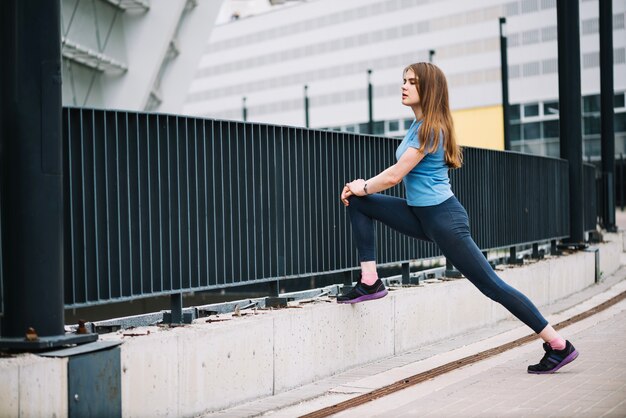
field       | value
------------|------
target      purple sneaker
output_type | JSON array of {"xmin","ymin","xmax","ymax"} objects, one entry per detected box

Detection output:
[
  {"xmin": 337, "ymin": 279, "xmax": 388, "ymax": 304},
  {"xmin": 527, "ymin": 340, "xmax": 579, "ymax": 374}
]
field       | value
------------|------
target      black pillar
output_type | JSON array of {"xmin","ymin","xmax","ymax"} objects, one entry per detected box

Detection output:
[
  {"xmin": 499, "ymin": 17, "xmax": 511, "ymax": 151},
  {"xmin": 600, "ymin": 0, "xmax": 616, "ymax": 231},
  {"xmin": 557, "ymin": 0, "xmax": 584, "ymax": 244},
  {"xmin": 304, "ymin": 85, "xmax": 310, "ymax": 128},
  {"xmin": 367, "ymin": 69, "xmax": 373, "ymax": 134},
  {"xmin": 0, "ymin": 0, "xmax": 65, "ymax": 337}
]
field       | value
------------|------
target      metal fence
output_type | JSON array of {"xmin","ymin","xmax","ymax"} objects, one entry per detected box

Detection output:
[{"xmin": 59, "ymin": 107, "xmax": 596, "ymax": 308}]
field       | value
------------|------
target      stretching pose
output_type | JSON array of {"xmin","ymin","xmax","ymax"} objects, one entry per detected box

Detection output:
[{"xmin": 338, "ymin": 62, "xmax": 578, "ymax": 374}]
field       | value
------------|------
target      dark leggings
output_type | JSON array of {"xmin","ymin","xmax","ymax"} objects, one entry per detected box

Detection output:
[{"xmin": 347, "ymin": 193, "xmax": 549, "ymax": 334}]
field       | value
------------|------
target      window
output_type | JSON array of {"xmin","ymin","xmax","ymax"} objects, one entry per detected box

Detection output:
[
  {"xmin": 523, "ymin": 122, "xmax": 541, "ymax": 139},
  {"xmin": 373, "ymin": 121, "xmax": 385, "ymax": 135},
  {"xmin": 510, "ymin": 104, "xmax": 521, "ymax": 122},
  {"xmin": 543, "ymin": 101, "xmax": 559, "ymax": 115},
  {"xmin": 615, "ymin": 112, "xmax": 626, "ymax": 132},
  {"xmin": 583, "ymin": 115, "xmax": 600, "ymax": 135},
  {"xmin": 388, "ymin": 120, "xmax": 400, "ymax": 132},
  {"xmin": 510, "ymin": 124, "xmax": 521, "ymax": 141},
  {"xmin": 358, "ymin": 123, "xmax": 369, "ymax": 133},
  {"xmin": 404, "ymin": 118, "xmax": 413, "ymax": 129},
  {"xmin": 615, "ymin": 93, "xmax": 625, "ymax": 109},
  {"xmin": 524, "ymin": 103, "xmax": 540, "ymax": 117},
  {"xmin": 583, "ymin": 94, "xmax": 600, "ymax": 113},
  {"xmin": 345, "ymin": 125, "xmax": 356, "ymax": 133},
  {"xmin": 543, "ymin": 120, "xmax": 559, "ymax": 138}
]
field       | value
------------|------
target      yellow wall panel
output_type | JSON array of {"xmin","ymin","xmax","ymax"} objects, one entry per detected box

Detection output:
[{"xmin": 452, "ymin": 106, "xmax": 504, "ymax": 150}]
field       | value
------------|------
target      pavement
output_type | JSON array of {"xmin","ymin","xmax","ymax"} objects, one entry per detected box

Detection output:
[{"xmin": 207, "ymin": 212, "xmax": 626, "ymax": 418}]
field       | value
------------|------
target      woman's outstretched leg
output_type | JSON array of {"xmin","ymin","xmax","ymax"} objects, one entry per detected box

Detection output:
[
  {"xmin": 337, "ymin": 194, "xmax": 431, "ymax": 303},
  {"xmin": 416, "ymin": 196, "xmax": 578, "ymax": 373}
]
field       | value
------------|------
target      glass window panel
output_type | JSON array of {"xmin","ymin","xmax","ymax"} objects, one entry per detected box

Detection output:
[
  {"xmin": 615, "ymin": 93, "xmax": 625, "ymax": 109},
  {"xmin": 523, "ymin": 122, "xmax": 541, "ymax": 139},
  {"xmin": 543, "ymin": 120, "xmax": 559, "ymax": 138},
  {"xmin": 584, "ymin": 115, "xmax": 601, "ymax": 135},
  {"xmin": 583, "ymin": 94, "xmax": 600, "ymax": 113},
  {"xmin": 510, "ymin": 123, "xmax": 521, "ymax": 141},
  {"xmin": 388, "ymin": 120, "xmax": 399, "ymax": 131},
  {"xmin": 523, "ymin": 103, "xmax": 539, "ymax": 117},
  {"xmin": 358, "ymin": 123, "xmax": 369, "ymax": 133},
  {"xmin": 345, "ymin": 125, "xmax": 356, "ymax": 133},
  {"xmin": 543, "ymin": 101, "xmax": 559, "ymax": 115},
  {"xmin": 404, "ymin": 118, "xmax": 414, "ymax": 129},
  {"xmin": 546, "ymin": 141, "xmax": 560, "ymax": 158},
  {"xmin": 615, "ymin": 112, "xmax": 626, "ymax": 132},
  {"xmin": 510, "ymin": 104, "xmax": 521, "ymax": 121},
  {"xmin": 373, "ymin": 121, "xmax": 385, "ymax": 135}
]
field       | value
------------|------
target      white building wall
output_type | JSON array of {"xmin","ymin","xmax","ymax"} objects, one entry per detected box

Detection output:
[{"xmin": 184, "ymin": 0, "xmax": 625, "ymax": 134}]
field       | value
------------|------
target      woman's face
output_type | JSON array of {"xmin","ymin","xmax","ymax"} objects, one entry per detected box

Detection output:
[{"xmin": 401, "ymin": 69, "xmax": 420, "ymax": 107}]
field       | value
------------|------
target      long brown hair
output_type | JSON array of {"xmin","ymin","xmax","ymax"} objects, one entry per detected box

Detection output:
[{"xmin": 403, "ymin": 62, "xmax": 463, "ymax": 169}]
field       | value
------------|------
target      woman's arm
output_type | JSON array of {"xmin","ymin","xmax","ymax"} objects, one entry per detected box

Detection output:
[{"xmin": 341, "ymin": 147, "xmax": 425, "ymax": 205}]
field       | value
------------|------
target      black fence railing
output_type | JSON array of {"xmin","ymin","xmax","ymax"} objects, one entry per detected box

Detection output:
[{"xmin": 57, "ymin": 108, "xmax": 598, "ymax": 309}]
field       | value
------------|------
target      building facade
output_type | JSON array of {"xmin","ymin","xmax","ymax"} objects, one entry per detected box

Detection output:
[{"xmin": 184, "ymin": 0, "xmax": 625, "ymax": 158}]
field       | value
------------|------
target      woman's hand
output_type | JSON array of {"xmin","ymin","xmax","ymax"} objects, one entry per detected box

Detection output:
[
  {"xmin": 340, "ymin": 184, "xmax": 353, "ymax": 206},
  {"xmin": 341, "ymin": 178, "xmax": 367, "ymax": 206}
]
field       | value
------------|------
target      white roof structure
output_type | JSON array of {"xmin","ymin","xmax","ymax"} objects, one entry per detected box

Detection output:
[{"xmin": 61, "ymin": 0, "xmax": 225, "ymax": 112}]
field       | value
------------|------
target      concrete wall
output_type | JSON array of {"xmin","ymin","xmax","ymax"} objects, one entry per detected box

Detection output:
[
  {"xmin": 0, "ymin": 235, "xmax": 621, "ymax": 417},
  {"xmin": 0, "ymin": 355, "xmax": 67, "ymax": 418},
  {"xmin": 117, "ymin": 237, "xmax": 621, "ymax": 416}
]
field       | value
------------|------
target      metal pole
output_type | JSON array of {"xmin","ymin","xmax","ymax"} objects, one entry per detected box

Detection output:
[
  {"xmin": 367, "ymin": 69, "xmax": 373, "ymax": 134},
  {"xmin": 499, "ymin": 17, "xmax": 511, "ymax": 151},
  {"xmin": 242, "ymin": 96, "xmax": 247, "ymax": 122},
  {"xmin": 557, "ymin": 0, "xmax": 584, "ymax": 244},
  {"xmin": 304, "ymin": 85, "xmax": 310, "ymax": 128},
  {"xmin": 619, "ymin": 153, "xmax": 624, "ymax": 212},
  {"xmin": 0, "ymin": 0, "xmax": 65, "ymax": 338},
  {"xmin": 428, "ymin": 49, "xmax": 435, "ymax": 63},
  {"xmin": 600, "ymin": 0, "xmax": 616, "ymax": 231}
]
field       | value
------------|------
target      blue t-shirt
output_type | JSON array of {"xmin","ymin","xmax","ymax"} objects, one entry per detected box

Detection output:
[{"xmin": 395, "ymin": 119, "xmax": 453, "ymax": 207}]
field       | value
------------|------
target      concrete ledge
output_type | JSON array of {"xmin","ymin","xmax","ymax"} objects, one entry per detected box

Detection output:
[{"xmin": 1, "ymin": 234, "xmax": 622, "ymax": 418}]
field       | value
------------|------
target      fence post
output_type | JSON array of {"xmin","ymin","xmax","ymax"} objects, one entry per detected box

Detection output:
[
  {"xmin": 445, "ymin": 259, "xmax": 462, "ymax": 278},
  {"xmin": 170, "ymin": 293, "xmax": 183, "ymax": 324},
  {"xmin": 401, "ymin": 262, "xmax": 411, "ymax": 284},
  {"xmin": 508, "ymin": 246, "xmax": 523, "ymax": 264}
]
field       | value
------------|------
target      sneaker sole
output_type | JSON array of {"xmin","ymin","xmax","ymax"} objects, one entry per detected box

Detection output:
[
  {"xmin": 337, "ymin": 289, "xmax": 388, "ymax": 304},
  {"xmin": 528, "ymin": 349, "xmax": 579, "ymax": 374}
]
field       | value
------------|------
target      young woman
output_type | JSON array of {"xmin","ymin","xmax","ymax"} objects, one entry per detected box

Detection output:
[{"xmin": 338, "ymin": 62, "xmax": 578, "ymax": 374}]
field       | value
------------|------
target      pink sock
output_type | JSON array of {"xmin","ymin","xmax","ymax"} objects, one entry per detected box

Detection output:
[
  {"xmin": 549, "ymin": 337, "xmax": 566, "ymax": 351},
  {"xmin": 361, "ymin": 271, "xmax": 378, "ymax": 286}
]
